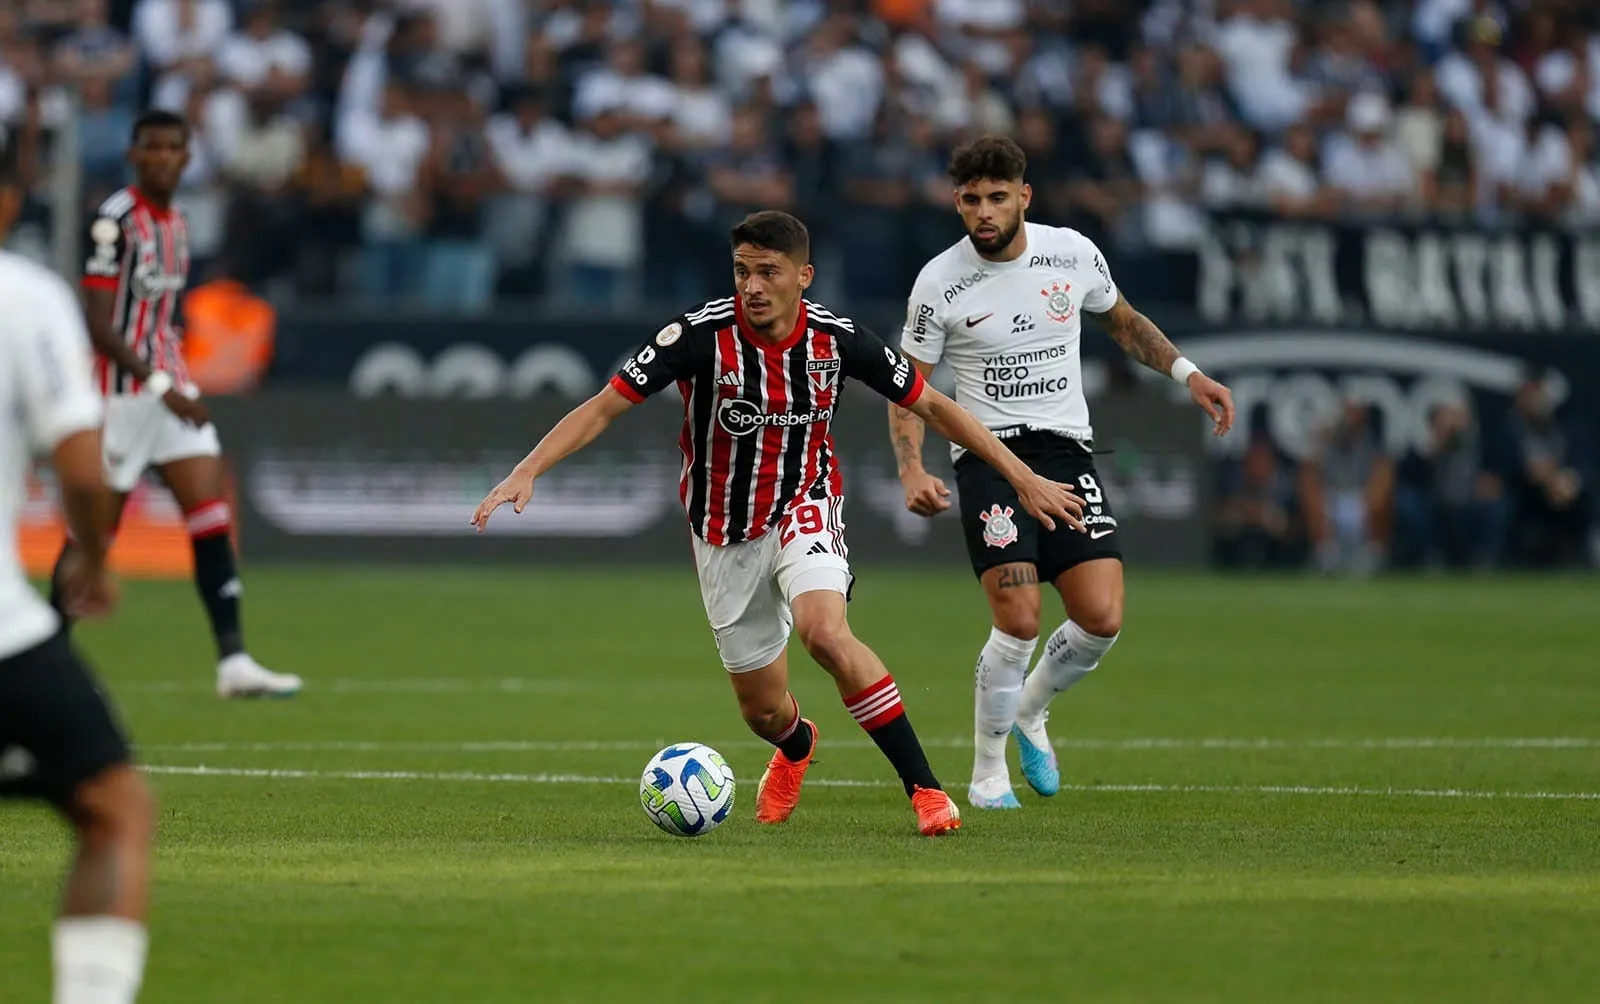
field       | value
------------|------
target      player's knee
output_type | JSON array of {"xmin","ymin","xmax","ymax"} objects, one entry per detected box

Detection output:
[
  {"xmin": 796, "ymin": 617, "xmax": 853, "ymax": 671},
  {"xmin": 988, "ymin": 592, "xmax": 1041, "ymax": 640},
  {"xmin": 72, "ymin": 766, "xmax": 155, "ymax": 848},
  {"xmin": 992, "ymin": 605, "xmax": 1040, "ymax": 641},
  {"xmin": 1074, "ymin": 597, "xmax": 1123, "ymax": 639}
]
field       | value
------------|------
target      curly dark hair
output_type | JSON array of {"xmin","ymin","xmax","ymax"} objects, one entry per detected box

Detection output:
[{"xmin": 947, "ymin": 135, "xmax": 1028, "ymax": 185}]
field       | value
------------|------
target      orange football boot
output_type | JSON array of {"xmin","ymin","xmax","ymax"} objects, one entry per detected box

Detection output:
[
  {"xmin": 755, "ymin": 719, "xmax": 816, "ymax": 824},
  {"xmin": 912, "ymin": 786, "xmax": 962, "ymax": 836}
]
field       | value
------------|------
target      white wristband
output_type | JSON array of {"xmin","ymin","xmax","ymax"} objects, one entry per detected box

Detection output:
[
  {"xmin": 1170, "ymin": 357, "xmax": 1200, "ymax": 386},
  {"xmin": 144, "ymin": 371, "xmax": 173, "ymax": 398}
]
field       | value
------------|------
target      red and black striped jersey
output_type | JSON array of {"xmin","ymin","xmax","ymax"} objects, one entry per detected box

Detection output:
[
  {"xmin": 81, "ymin": 186, "xmax": 192, "ymax": 396},
  {"xmin": 609, "ymin": 296, "xmax": 927, "ymax": 546}
]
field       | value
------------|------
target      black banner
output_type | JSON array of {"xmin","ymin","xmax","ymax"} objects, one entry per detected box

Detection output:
[
  {"xmin": 1190, "ymin": 212, "xmax": 1600, "ymax": 334},
  {"xmin": 209, "ymin": 388, "xmax": 1208, "ymax": 567}
]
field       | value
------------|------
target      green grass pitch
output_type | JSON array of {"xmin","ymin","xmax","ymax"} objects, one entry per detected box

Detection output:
[{"xmin": 2, "ymin": 568, "xmax": 1598, "ymax": 1002}]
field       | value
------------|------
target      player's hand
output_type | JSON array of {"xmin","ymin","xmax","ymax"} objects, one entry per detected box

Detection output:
[
  {"xmin": 900, "ymin": 469, "xmax": 952, "ymax": 517},
  {"xmin": 471, "ymin": 470, "xmax": 536, "ymax": 532},
  {"xmin": 1014, "ymin": 474, "xmax": 1086, "ymax": 533},
  {"xmin": 59, "ymin": 551, "xmax": 119, "ymax": 620},
  {"xmin": 162, "ymin": 388, "xmax": 211, "ymax": 428},
  {"xmin": 1188, "ymin": 373, "xmax": 1235, "ymax": 437}
]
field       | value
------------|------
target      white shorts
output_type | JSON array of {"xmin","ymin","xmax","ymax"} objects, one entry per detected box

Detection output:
[
  {"xmin": 693, "ymin": 497, "xmax": 853, "ymax": 673},
  {"xmin": 102, "ymin": 393, "xmax": 221, "ymax": 493}
]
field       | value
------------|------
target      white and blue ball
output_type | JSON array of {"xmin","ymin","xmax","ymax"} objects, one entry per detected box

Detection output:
[{"xmin": 639, "ymin": 743, "xmax": 736, "ymax": 837}]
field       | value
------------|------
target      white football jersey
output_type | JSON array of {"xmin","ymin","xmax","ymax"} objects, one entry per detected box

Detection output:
[
  {"xmin": 900, "ymin": 222, "xmax": 1118, "ymax": 458},
  {"xmin": 0, "ymin": 253, "xmax": 103, "ymax": 659}
]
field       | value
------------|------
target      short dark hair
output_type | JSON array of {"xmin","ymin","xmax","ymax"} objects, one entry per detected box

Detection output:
[
  {"xmin": 132, "ymin": 109, "xmax": 190, "ymax": 145},
  {"xmin": 947, "ymin": 135, "xmax": 1028, "ymax": 186},
  {"xmin": 730, "ymin": 210, "xmax": 810, "ymax": 263}
]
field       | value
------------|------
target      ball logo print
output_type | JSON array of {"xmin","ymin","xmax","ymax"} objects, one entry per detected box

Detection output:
[
  {"xmin": 654, "ymin": 322, "xmax": 683, "ymax": 347},
  {"xmin": 1041, "ymin": 281, "xmax": 1075, "ymax": 324},
  {"xmin": 980, "ymin": 504, "xmax": 1018, "ymax": 548},
  {"xmin": 639, "ymin": 743, "xmax": 736, "ymax": 836}
]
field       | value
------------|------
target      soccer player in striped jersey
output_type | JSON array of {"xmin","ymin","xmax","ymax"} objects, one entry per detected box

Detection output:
[
  {"xmin": 473, "ymin": 210, "xmax": 1086, "ymax": 836},
  {"xmin": 50, "ymin": 110, "xmax": 301, "ymax": 699}
]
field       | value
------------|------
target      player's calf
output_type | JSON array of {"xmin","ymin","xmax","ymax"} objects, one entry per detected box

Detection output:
[{"xmin": 56, "ymin": 765, "xmax": 154, "ymax": 1004}]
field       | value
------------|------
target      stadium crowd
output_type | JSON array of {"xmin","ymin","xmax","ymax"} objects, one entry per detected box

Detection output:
[{"xmin": 0, "ymin": 0, "xmax": 1597, "ymax": 309}]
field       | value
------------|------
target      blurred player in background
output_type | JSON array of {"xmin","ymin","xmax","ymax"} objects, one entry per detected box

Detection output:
[
  {"xmin": 474, "ymin": 210, "xmax": 1087, "ymax": 836},
  {"xmin": 0, "ymin": 138, "xmax": 154, "ymax": 1004},
  {"xmin": 51, "ymin": 110, "xmax": 301, "ymax": 699},
  {"xmin": 889, "ymin": 137, "xmax": 1235, "ymax": 809}
]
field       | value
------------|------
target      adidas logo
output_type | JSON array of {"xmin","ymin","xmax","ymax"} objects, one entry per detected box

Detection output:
[
  {"xmin": 716, "ymin": 372, "xmax": 741, "ymax": 387},
  {"xmin": 805, "ymin": 542, "xmax": 828, "ymax": 556}
]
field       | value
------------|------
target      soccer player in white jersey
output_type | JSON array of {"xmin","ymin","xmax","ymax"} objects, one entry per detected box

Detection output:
[
  {"xmin": 0, "ymin": 139, "xmax": 155, "ymax": 1003},
  {"xmin": 888, "ymin": 136, "xmax": 1236, "ymax": 810},
  {"xmin": 473, "ymin": 210, "xmax": 1088, "ymax": 836}
]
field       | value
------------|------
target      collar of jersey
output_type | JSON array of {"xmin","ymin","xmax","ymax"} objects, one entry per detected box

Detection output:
[
  {"xmin": 734, "ymin": 297, "xmax": 809, "ymax": 354},
  {"xmin": 130, "ymin": 186, "xmax": 173, "ymax": 221}
]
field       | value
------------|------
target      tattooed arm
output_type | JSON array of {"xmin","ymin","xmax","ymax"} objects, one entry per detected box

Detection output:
[
  {"xmin": 1089, "ymin": 293, "xmax": 1237, "ymax": 436},
  {"xmin": 1088, "ymin": 293, "xmax": 1182, "ymax": 376},
  {"xmin": 888, "ymin": 357, "xmax": 952, "ymax": 516}
]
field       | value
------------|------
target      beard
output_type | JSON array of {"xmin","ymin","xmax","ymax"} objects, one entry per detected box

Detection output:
[{"xmin": 968, "ymin": 216, "xmax": 1022, "ymax": 256}]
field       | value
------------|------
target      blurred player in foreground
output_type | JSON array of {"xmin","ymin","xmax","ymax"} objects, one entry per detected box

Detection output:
[
  {"xmin": 0, "ymin": 139, "xmax": 154, "ymax": 1004},
  {"xmin": 474, "ymin": 210, "xmax": 1087, "ymax": 836}
]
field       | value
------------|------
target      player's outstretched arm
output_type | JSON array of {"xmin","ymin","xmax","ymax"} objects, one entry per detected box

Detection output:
[
  {"xmin": 52, "ymin": 428, "xmax": 119, "ymax": 618},
  {"xmin": 908, "ymin": 387, "xmax": 1086, "ymax": 532},
  {"xmin": 1089, "ymin": 292, "xmax": 1235, "ymax": 437},
  {"xmin": 888, "ymin": 358, "xmax": 951, "ymax": 517},
  {"xmin": 470, "ymin": 385, "xmax": 635, "ymax": 532}
]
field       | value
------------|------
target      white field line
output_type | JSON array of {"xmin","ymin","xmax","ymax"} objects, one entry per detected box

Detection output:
[
  {"xmin": 139, "ymin": 765, "xmax": 1600, "ymax": 801},
  {"xmin": 137, "ymin": 737, "xmax": 1600, "ymax": 754}
]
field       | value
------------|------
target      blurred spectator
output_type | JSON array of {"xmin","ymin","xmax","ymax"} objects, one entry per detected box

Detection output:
[
  {"xmin": 290, "ymin": 125, "xmax": 367, "ymax": 296},
  {"xmin": 1200, "ymin": 122, "xmax": 1267, "ymax": 211},
  {"xmin": 554, "ymin": 104, "xmax": 652, "ymax": 306},
  {"xmin": 1499, "ymin": 370, "xmax": 1596, "ymax": 568},
  {"xmin": 1259, "ymin": 122, "xmax": 1335, "ymax": 218},
  {"xmin": 1438, "ymin": 17, "xmax": 1534, "ymax": 130},
  {"xmin": 216, "ymin": 1, "xmax": 312, "ymax": 103},
  {"xmin": 1429, "ymin": 108, "xmax": 1479, "ymax": 218},
  {"xmin": 1324, "ymin": 91, "xmax": 1418, "ymax": 215},
  {"xmin": 1394, "ymin": 402, "xmax": 1507, "ymax": 570},
  {"xmin": 53, "ymin": 0, "xmax": 137, "ymax": 100},
  {"xmin": 137, "ymin": 0, "xmax": 234, "ymax": 111},
  {"xmin": 1215, "ymin": 435, "xmax": 1304, "ymax": 570},
  {"xmin": 1301, "ymin": 401, "xmax": 1396, "ymax": 576},
  {"xmin": 417, "ymin": 87, "xmax": 502, "ymax": 312},
  {"xmin": 345, "ymin": 79, "xmax": 431, "ymax": 302},
  {"xmin": 485, "ymin": 85, "xmax": 570, "ymax": 297},
  {"xmin": 78, "ymin": 78, "xmax": 138, "ymax": 191}
]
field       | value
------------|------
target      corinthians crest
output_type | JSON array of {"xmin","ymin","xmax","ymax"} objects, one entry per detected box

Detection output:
[
  {"xmin": 979, "ymin": 504, "xmax": 1018, "ymax": 548},
  {"xmin": 1040, "ymin": 280, "xmax": 1074, "ymax": 323}
]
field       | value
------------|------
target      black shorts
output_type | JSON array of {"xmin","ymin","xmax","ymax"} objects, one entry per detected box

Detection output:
[
  {"xmin": 954, "ymin": 431, "xmax": 1123, "ymax": 581},
  {"xmin": 0, "ymin": 631, "xmax": 132, "ymax": 810}
]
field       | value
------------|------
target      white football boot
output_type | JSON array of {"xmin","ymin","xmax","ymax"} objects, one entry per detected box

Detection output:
[{"xmin": 217, "ymin": 653, "xmax": 303, "ymax": 699}]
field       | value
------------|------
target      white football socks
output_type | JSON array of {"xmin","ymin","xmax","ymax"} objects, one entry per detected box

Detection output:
[
  {"xmin": 1017, "ymin": 620, "xmax": 1119, "ymax": 725},
  {"xmin": 53, "ymin": 917, "xmax": 147, "ymax": 1004},
  {"xmin": 973, "ymin": 628, "xmax": 1038, "ymax": 781}
]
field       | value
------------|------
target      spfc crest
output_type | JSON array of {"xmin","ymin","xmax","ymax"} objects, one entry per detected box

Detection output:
[
  {"xmin": 807, "ymin": 357, "xmax": 840, "ymax": 392},
  {"xmin": 979, "ymin": 504, "xmax": 1018, "ymax": 548},
  {"xmin": 1041, "ymin": 280, "xmax": 1074, "ymax": 323}
]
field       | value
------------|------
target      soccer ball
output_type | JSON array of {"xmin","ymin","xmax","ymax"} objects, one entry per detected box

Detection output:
[{"xmin": 639, "ymin": 743, "xmax": 736, "ymax": 837}]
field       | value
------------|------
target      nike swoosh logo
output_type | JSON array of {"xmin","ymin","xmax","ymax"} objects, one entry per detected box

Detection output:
[
  {"xmin": 965, "ymin": 313, "xmax": 994, "ymax": 328},
  {"xmin": 1089, "ymin": 529, "xmax": 1114, "ymax": 539}
]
